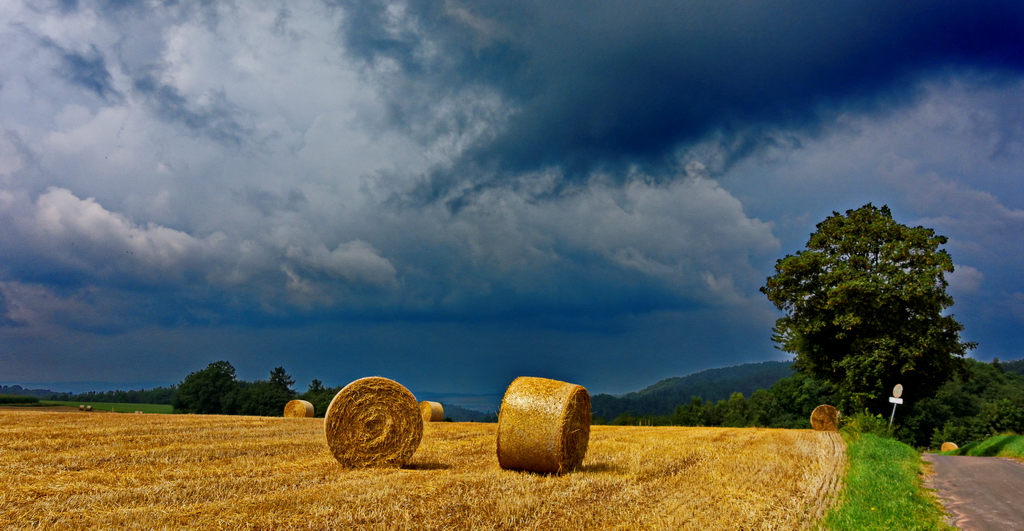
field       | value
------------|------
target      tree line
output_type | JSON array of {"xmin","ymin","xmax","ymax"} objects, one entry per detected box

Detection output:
[
  {"xmin": 598, "ymin": 358, "xmax": 1024, "ymax": 448},
  {"xmin": 170, "ymin": 360, "xmax": 345, "ymax": 417},
  {"xmin": 49, "ymin": 386, "xmax": 177, "ymax": 405}
]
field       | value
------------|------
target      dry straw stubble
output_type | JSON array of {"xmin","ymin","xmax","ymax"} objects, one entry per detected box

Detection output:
[
  {"xmin": 323, "ymin": 377, "xmax": 423, "ymax": 468},
  {"xmin": 810, "ymin": 404, "xmax": 840, "ymax": 432},
  {"xmin": 420, "ymin": 401, "xmax": 444, "ymax": 422},
  {"xmin": 496, "ymin": 376, "xmax": 591, "ymax": 474},
  {"xmin": 284, "ymin": 399, "xmax": 315, "ymax": 418},
  {"xmin": 1, "ymin": 412, "xmax": 847, "ymax": 530}
]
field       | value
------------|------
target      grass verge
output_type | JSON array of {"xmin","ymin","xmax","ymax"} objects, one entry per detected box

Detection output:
[
  {"xmin": 942, "ymin": 433, "xmax": 1024, "ymax": 459},
  {"xmin": 40, "ymin": 401, "xmax": 173, "ymax": 414},
  {"xmin": 816, "ymin": 433, "xmax": 952, "ymax": 531}
]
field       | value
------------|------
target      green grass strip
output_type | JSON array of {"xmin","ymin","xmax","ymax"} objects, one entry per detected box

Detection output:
[
  {"xmin": 0, "ymin": 394, "xmax": 40, "ymax": 404},
  {"xmin": 816, "ymin": 433, "xmax": 951, "ymax": 531},
  {"xmin": 39, "ymin": 401, "xmax": 173, "ymax": 414},
  {"xmin": 943, "ymin": 433, "xmax": 1024, "ymax": 459}
]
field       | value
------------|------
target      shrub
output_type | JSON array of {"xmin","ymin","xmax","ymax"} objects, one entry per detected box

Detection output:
[{"xmin": 840, "ymin": 409, "xmax": 894, "ymax": 438}]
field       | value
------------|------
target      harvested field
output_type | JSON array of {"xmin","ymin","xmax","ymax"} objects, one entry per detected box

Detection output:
[{"xmin": 0, "ymin": 410, "xmax": 845, "ymax": 530}]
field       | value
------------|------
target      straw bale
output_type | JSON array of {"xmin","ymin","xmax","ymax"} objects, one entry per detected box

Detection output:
[
  {"xmin": 85, "ymin": 405, "xmax": 92, "ymax": 411},
  {"xmin": 810, "ymin": 404, "xmax": 839, "ymax": 432},
  {"xmin": 496, "ymin": 376, "xmax": 591, "ymax": 474},
  {"xmin": 420, "ymin": 401, "xmax": 444, "ymax": 422},
  {"xmin": 284, "ymin": 399, "xmax": 315, "ymax": 418},
  {"xmin": 323, "ymin": 377, "xmax": 423, "ymax": 468},
  {"xmin": 79, "ymin": 405, "xmax": 84, "ymax": 411},
  {"xmin": 941, "ymin": 442, "xmax": 959, "ymax": 452}
]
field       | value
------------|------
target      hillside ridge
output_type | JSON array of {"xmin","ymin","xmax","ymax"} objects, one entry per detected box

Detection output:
[{"xmin": 592, "ymin": 360, "xmax": 795, "ymax": 420}]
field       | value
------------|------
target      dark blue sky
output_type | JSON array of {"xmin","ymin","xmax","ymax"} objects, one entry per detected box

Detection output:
[{"xmin": 1, "ymin": 0, "xmax": 1023, "ymax": 407}]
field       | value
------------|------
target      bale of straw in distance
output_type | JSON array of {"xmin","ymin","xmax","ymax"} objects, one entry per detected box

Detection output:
[
  {"xmin": 324, "ymin": 377, "xmax": 423, "ymax": 468},
  {"xmin": 810, "ymin": 404, "xmax": 840, "ymax": 432},
  {"xmin": 420, "ymin": 401, "xmax": 444, "ymax": 422},
  {"xmin": 496, "ymin": 376, "xmax": 591, "ymax": 474},
  {"xmin": 85, "ymin": 405, "xmax": 92, "ymax": 411},
  {"xmin": 79, "ymin": 405, "xmax": 84, "ymax": 411},
  {"xmin": 284, "ymin": 399, "xmax": 315, "ymax": 418},
  {"xmin": 941, "ymin": 442, "xmax": 959, "ymax": 452}
]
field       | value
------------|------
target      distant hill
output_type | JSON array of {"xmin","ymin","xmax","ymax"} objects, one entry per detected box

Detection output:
[
  {"xmin": 592, "ymin": 361, "xmax": 795, "ymax": 421},
  {"xmin": 999, "ymin": 358, "xmax": 1024, "ymax": 376},
  {"xmin": 0, "ymin": 385, "xmax": 61, "ymax": 398},
  {"xmin": 441, "ymin": 403, "xmax": 498, "ymax": 422}
]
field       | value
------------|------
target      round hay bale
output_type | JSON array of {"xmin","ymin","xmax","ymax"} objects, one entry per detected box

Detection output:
[
  {"xmin": 79, "ymin": 405, "xmax": 84, "ymax": 411},
  {"xmin": 496, "ymin": 376, "xmax": 591, "ymax": 474},
  {"xmin": 810, "ymin": 404, "xmax": 840, "ymax": 432},
  {"xmin": 323, "ymin": 377, "xmax": 423, "ymax": 468},
  {"xmin": 941, "ymin": 442, "xmax": 959, "ymax": 452},
  {"xmin": 284, "ymin": 399, "xmax": 315, "ymax": 418},
  {"xmin": 85, "ymin": 405, "xmax": 92, "ymax": 411},
  {"xmin": 420, "ymin": 401, "xmax": 444, "ymax": 422}
]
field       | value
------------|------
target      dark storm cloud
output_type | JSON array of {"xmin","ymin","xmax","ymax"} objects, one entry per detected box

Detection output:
[
  {"xmin": 132, "ymin": 75, "xmax": 251, "ymax": 145},
  {"xmin": 332, "ymin": 0, "xmax": 1024, "ymax": 193},
  {"xmin": 0, "ymin": 290, "xmax": 22, "ymax": 327}
]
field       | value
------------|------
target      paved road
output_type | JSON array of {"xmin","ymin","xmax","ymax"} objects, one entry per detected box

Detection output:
[{"xmin": 923, "ymin": 453, "xmax": 1024, "ymax": 531}]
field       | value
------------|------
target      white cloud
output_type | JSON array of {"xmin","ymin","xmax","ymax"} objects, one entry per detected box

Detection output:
[
  {"xmin": 0, "ymin": 187, "xmax": 404, "ymax": 315},
  {"xmin": 285, "ymin": 240, "xmax": 398, "ymax": 287},
  {"xmin": 878, "ymin": 155, "xmax": 1024, "ymax": 257},
  {"xmin": 29, "ymin": 187, "xmax": 202, "ymax": 278},
  {"xmin": 375, "ymin": 170, "xmax": 780, "ymax": 312},
  {"xmin": 947, "ymin": 264, "xmax": 983, "ymax": 295}
]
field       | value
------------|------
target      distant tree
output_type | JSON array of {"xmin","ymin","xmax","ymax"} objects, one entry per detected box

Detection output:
[
  {"xmin": 1001, "ymin": 357, "xmax": 1024, "ymax": 376},
  {"xmin": 237, "ymin": 381, "xmax": 293, "ymax": 416},
  {"xmin": 904, "ymin": 358, "xmax": 1024, "ymax": 447},
  {"xmin": 720, "ymin": 392, "xmax": 749, "ymax": 427},
  {"xmin": 172, "ymin": 361, "xmax": 239, "ymax": 414},
  {"xmin": 234, "ymin": 367, "xmax": 298, "ymax": 416},
  {"xmin": 745, "ymin": 389, "xmax": 777, "ymax": 428},
  {"xmin": 269, "ymin": 367, "xmax": 296, "ymax": 393},
  {"xmin": 306, "ymin": 379, "xmax": 325, "ymax": 394},
  {"xmin": 298, "ymin": 379, "xmax": 341, "ymax": 418},
  {"xmin": 761, "ymin": 204, "xmax": 974, "ymax": 412},
  {"xmin": 669, "ymin": 397, "xmax": 708, "ymax": 426},
  {"xmin": 59, "ymin": 386, "xmax": 178, "ymax": 405}
]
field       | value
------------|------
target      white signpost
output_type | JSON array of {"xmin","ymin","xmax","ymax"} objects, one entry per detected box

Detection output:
[{"xmin": 889, "ymin": 384, "xmax": 904, "ymax": 426}]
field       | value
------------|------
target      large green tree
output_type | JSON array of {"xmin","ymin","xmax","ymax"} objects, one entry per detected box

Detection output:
[
  {"xmin": 760, "ymin": 204, "xmax": 974, "ymax": 412},
  {"xmin": 172, "ymin": 360, "xmax": 239, "ymax": 414}
]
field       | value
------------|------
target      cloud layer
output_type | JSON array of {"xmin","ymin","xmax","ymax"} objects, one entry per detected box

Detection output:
[{"xmin": 1, "ymin": 0, "xmax": 1022, "ymax": 397}]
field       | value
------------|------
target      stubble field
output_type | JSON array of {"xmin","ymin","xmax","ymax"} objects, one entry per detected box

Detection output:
[{"xmin": 0, "ymin": 410, "xmax": 845, "ymax": 530}]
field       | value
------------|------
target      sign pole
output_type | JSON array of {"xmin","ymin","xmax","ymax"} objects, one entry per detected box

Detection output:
[{"xmin": 889, "ymin": 384, "xmax": 904, "ymax": 426}]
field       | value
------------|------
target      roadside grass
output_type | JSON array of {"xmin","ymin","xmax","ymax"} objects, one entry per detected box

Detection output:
[
  {"xmin": 816, "ymin": 433, "xmax": 952, "ymax": 531},
  {"xmin": 942, "ymin": 433, "xmax": 1024, "ymax": 460},
  {"xmin": 39, "ymin": 400, "xmax": 173, "ymax": 414}
]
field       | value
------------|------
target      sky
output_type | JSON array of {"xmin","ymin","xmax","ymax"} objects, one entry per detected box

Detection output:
[{"xmin": 1, "ymin": 0, "xmax": 1023, "ymax": 408}]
